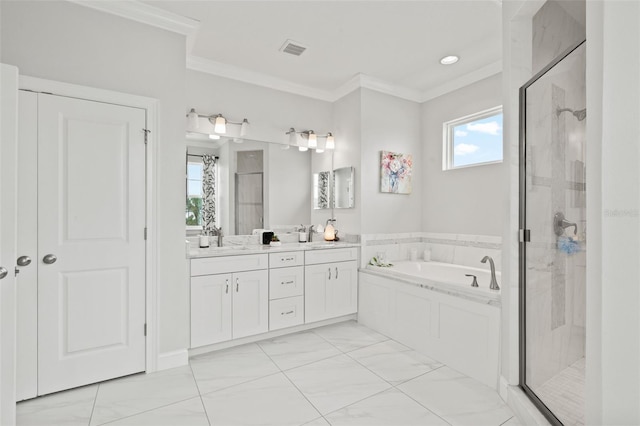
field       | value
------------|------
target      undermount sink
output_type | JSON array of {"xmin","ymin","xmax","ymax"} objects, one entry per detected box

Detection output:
[{"xmin": 307, "ymin": 241, "xmax": 336, "ymax": 248}]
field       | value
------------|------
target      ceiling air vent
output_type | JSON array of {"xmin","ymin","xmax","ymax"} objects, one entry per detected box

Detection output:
[{"xmin": 280, "ymin": 39, "xmax": 307, "ymax": 56}]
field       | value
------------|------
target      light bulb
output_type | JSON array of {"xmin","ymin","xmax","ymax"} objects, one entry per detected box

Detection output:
[
  {"xmin": 308, "ymin": 131, "xmax": 317, "ymax": 149},
  {"xmin": 240, "ymin": 119, "xmax": 248, "ymax": 136},
  {"xmin": 187, "ymin": 108, "xmax": 199, "ymax": 129},
  {"xmin": 326, "ymin": 133, "xmax": 335, "ymax": 150},
  {"xmin": 209, "ymin": 134, "xmax": 220, "ymax": 140},
  {"xmin": 214, "ymin": 115, "xmax": 226, "ymax": 133},
  {"xmin": 298, "ymin": 146, "xmax": 308, "ymax": 152},
  {"xmin": 316, "ymin": 149, "xmax": 324, "ymax": 153}
]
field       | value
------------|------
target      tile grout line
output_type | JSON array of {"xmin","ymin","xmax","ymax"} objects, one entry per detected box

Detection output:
[
  {"xmin": 255, "ymin": 340, "xmax": 326, "ymax": 424},
  {"xmin": 188, "ymin": 362, "xmax": 213, "ymax": 426},
  {"xmin": 498, "ymin": 415, "xmax": 515, "ymax": 426},
  {"xmin": 87, "ymin": 383, "xmax": 100, "ymax": 426},
  {"xmin": 93, "ymin": 395, "xmax": 204, "ymax": 426}
]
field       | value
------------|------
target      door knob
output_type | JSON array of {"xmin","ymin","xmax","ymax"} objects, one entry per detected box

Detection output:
[
  {"xmin": 43, "ymin": 254, "xmax": 57, "ymax": 265},
  {"xmin": 0, "ymin": 267, "xmax": 8, "ymax": 280},
  {"xmin": 17, "ymin": 256, "xmax": 32, "ymax": 267}
]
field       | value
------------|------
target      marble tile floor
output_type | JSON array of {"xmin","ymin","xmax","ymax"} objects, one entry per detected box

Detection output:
[
  {"xmin": 535, "ymin": 357, "xmax": 585, "ymax": 426},
  {"xmin": 17, "ymin": 321, "xmax": 520, "ymax": 426}
]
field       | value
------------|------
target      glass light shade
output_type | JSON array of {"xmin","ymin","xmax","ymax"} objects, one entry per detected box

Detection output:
[
  {"xmin": 187, "ymin": 109, "xmax": 199, "ymax": 129},
  {"xmin": 209, "ymin": 134, "xmax": 220, "ymax": 140},
  {"xmin": 324, "ymin": 223, "xmax": 335, "ymax": 241},
  {"xmin": 298, "ymin": 146, "xmax": 308, "ymax": 152},
  {"xmin": 240, "ymin": 119, "xmax": 248, "ymax": 136},
  {"xmin": 326, "ymin": 133, "xmax": 335, "ymax": 149},
  {"xmin": 315, "ymin": 149, "xmax": 324, "ymax": 153},
  {"xmin": 307, "ymin": 131, "xmax": 317, "ymax": 148},
  {"xmin": 214, "ymin": 115, "xmax": 227, "ymax": 133}
]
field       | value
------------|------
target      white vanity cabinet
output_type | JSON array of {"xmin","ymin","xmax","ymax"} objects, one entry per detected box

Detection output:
[
  {"xmin": 190, "ymin": 254, "xmax": 269, "ymax": 348},
  {"xmin": 268, "ymin": 252, "xmax": 304, "ymax": 330},
  {"xmin": 304, "ymin": 248, "xmax": 358, "ymax": 323}
]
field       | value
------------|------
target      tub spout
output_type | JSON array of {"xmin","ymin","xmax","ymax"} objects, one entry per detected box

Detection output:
[{"xmin": 481, "ymin": 256, "xmax": 500, "ymax": 291}]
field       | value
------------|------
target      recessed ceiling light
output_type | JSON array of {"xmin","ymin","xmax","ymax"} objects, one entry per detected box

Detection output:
[{"xmin": 440, "ymin": 55, "xmax": 459, "ymax": 65}]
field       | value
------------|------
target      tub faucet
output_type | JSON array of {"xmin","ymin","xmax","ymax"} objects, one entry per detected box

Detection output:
[
  {"xmin": 481, "ymin": 256, "xmax": 500, "ymax": 290},
  {"xmin": 212, "ymin": 226, "xmax": 223, "ymax": 247}
]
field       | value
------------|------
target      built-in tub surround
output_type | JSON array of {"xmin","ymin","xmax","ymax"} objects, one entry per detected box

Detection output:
[{"xmin": 360, "ymin": 232, "xmax": 502, "ymax": 270}]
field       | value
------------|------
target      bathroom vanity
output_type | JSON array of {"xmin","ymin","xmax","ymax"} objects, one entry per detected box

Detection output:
[{"xmin": 188, "ymin": 244, "xmax": 358, "ymax": 352}]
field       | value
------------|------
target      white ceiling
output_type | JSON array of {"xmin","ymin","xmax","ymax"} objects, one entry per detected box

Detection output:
[{"xmin": 142, "ymin": 1, "xmax": 503, "ymax": 101}]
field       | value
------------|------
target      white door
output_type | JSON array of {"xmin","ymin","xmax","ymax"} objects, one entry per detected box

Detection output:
[
  {"xmin": 37, "ymin": 94, "xmax": 147, "ymax": 395},
  {"xmin": 232, "ymin": 270, "xmax": 268, "ymax": 339},
  {"xmin": 190, "ymin": 274, "xmax": 232, "ymax": 347},
  {"xmin": 0, "ymin": 63, "xmax": 19, "ymax": 425}
]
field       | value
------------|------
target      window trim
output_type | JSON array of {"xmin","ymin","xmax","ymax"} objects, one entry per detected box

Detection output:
[{"xmin": 442, "ymin": 105, "xmax": 503, "ymax": 171}]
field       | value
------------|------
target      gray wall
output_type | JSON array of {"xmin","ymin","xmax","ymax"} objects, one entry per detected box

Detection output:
[
  {"xmin": 0, "ymin": 0, "xmax": 188, "ymax": 354},
  {"xmin": 421, "ymin": 73, "xmax": 503, "ymax": 237}
]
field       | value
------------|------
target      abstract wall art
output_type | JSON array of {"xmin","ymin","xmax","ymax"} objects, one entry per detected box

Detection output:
[{"xmin": 380, "ymin": 150, "xmax": 412, "ymax": 194}]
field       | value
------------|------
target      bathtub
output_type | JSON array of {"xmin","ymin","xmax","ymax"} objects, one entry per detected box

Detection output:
[
  {"xmin": 358, "ymin": 261, "xmax": 502, "ymax": 389},
  {"xmin": 366, "ymin": 260, "xmax": 501, "ymax": 305}
]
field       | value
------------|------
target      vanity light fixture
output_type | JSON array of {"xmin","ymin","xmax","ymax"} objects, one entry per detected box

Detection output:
[
  {"xmin": 440, "ymin": 55, "xmax": 459, "ymax": 65},
  {"xmin": 185, "ymin": 109, "xmax": 250, "ymax": 136},
  {"xmin": 285, "ymin": 128, "xmax": 336, "ymax": 151},
  {"xmin": 209, "ymin": 134, "xmax": 221, "ymax": 140}
]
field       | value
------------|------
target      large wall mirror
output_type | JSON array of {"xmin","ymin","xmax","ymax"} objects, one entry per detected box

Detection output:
[{"xmin": 186, "ymin": 134, "xmax": 312, "ymax": 236}]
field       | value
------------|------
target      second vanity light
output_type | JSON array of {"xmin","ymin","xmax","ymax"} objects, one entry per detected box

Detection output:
[
  {"xmin": 286, "ymin": 128, "xmax": 336, "ymax": 153},
  {"xmin": 186, "ymin": 108, "xmax": 249, "ymax": 137}
]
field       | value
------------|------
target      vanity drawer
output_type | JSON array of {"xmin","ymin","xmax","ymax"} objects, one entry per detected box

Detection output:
[
  {"xmin": 305, "ymin": 247, "xmax": 358, "ymax": 265},
  {"xmin": 269, "ymin": 266, "xmax": 304, "ymax": 300},
  {"xmin": 269, "ymin": 251, "xmax": 304, "ymax": 268},
  {"xmin": 191, "ymin": 254, "xmax": 268, "ymax": 276},
  {"xmin": 269, "ymin": 296, "xmax": 304, "ymax": 331}
]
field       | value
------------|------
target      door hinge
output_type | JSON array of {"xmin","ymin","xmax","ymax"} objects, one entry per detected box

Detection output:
[
  {"xmin": 144, "ymin": 323, "xmax": 147, "ymax": 336},
  {"xmin": 143, "ymin": 129, "xmax": 150, "ymax": 144},
  {"xmin": 144, "ymin": 227, "xmax": 147, "ymax": 240},
  {"xmin": 519, "ymin": 229, "xmax": 531, "ymax": 242}
]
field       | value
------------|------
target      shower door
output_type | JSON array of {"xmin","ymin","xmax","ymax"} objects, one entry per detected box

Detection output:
[{"xmin": 520, "ymin": 40, "xmax": 586, "ymax": 426}]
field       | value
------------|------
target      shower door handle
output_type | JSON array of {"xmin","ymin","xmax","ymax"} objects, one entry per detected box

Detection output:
[{"xmin": 554, "ymin": 212, "xmax": 577, "ymax": 236}]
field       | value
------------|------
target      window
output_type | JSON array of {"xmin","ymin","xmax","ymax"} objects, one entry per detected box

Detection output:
[
  {"xmin": 443, "ymin": 106, "xmax": 503, "ymax": 170},
  {"xmin": 186, "ymin": 155, "xmax": 203, "ymax": 228}
]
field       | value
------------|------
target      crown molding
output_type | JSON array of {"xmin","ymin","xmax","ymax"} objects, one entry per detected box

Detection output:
[
  {"xmin": 419, "ymin": 60, "xmax": 502, "ymax": 103},
  {"xmin": 187, "ymin": 55, "xmax": 336, "ymax": 102},
  {"xmin": 68, "ymin": 0, "xmax": 200, "ymax": 37}
]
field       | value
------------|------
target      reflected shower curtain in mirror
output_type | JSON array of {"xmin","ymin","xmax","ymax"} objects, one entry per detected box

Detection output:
[{"xmin": 202, "ymin": 155, "xmax": 217, "ymax": 234}]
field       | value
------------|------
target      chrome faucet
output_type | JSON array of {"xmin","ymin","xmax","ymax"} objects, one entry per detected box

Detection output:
[
  {"xmin": 212, "ymin": 226, "xmax": 223, "ymax": 247},
  {"xmin": 481, "ymin": 256, "xmax": 500, "ymax": 290},
  {"xmin": 308, "ymin": 225, "xmax": 316, "ymax": 242}
]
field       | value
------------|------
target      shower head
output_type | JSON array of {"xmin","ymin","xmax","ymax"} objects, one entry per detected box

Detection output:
[{"xmin": 556, "ymin": 107, "xmax": 587, "ymax": 121}]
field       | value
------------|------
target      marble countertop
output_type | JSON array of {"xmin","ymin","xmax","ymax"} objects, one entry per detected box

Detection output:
[{"xmin": 188, "ymin": 241, "xmax": 360, "ymax": 259}]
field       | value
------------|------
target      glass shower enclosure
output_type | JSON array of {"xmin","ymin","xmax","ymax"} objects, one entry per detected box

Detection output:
[{"xmin": 519, "ymin": 40, "xmax": 586, "ymax": 426}]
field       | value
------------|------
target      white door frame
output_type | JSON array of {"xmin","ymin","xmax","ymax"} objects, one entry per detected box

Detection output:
[
  {"xmin": 1, "ymin": 63, "xmax": 19, "ymax": 426},
  {"xmin": 19, "ymin": 75, "xmax": 160, "ymax": 373}
]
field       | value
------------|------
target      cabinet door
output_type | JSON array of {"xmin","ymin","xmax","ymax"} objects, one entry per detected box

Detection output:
[
  {"xmin": 232, "ymin": 270, "xmax": 269, "ymax": 339},
  {"xmin": 330, "ymin": 261, "xmax": 358, "ymax": 317},
  {"xmin": 191, "ymin": 274, "xmax": 232, "ymax": 347},
  {"xmin": 305, "ymin": 263, "xmax": 331, "ymax": 323}
]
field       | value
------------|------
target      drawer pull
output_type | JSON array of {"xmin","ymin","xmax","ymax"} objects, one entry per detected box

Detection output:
[
  {"xmin": 328, "ymin": 268, "xmax": 331, "ymax": 280},
  {"xmin": 236, "ymin": 278, "xmax": 239, "ymax": 292},
  {"xmin": 281, "ymin": 280, "xmax": 294, "ymax": 285},
  {"xmin": 281, "ymin": 257, "xmax": 294, "ymax": 262},
  {"xmin": 281, "ymin": 310, "xmax": 294, "ymax": 315}
]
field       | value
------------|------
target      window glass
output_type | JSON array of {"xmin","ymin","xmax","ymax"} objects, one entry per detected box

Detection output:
[{"xmin": 444, "ymin": 107, "xmax": 503, "ymax": 169}]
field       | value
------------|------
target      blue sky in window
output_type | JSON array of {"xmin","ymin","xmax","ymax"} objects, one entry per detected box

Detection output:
[
  {"xmin": 187, "ymin": 163, "xmax": 203, "ymax": 197},
  {"xmin": 453, "ymin": 113, "xmax": 503, "ymax": 167}
]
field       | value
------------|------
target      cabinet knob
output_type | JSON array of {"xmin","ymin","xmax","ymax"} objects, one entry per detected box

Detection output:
[
  {"xmin": 328, "ymin": 268, "xmax": 331, "ymax": 280},
  {"xmin": 226, "ymin": 279, "xmax": 229, "ymax": 294},
  {"xmin": 17, "ymin": 255, "xmax": 32, "ymax": 267}
]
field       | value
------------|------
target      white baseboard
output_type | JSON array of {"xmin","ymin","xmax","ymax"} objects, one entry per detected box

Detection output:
[{"xmin": 157, "ymin": 349, "xmax": 189, "ymax": 371}]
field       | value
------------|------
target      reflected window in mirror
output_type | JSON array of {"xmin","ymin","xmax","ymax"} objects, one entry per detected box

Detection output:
[{"xmin": 186, "ymin": 154, "xmax": 204, "ymax": 229}]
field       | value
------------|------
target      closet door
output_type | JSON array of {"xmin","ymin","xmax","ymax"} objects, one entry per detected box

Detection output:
[{"xmin": 37, "ymin": 94, "xmax": 147, "ymax": 395}]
